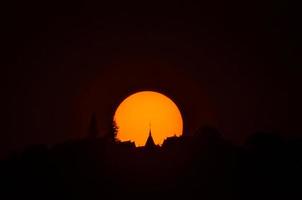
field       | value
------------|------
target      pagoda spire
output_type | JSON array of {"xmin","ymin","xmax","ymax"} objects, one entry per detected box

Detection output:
[{"xmin": 145, "ymin": 124, "xmax": 156, "ymax": 148}]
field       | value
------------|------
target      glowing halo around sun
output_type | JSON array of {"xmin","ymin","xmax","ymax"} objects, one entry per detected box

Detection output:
[{"xmin": 114, "ymin": 91, "xmax": 183, "ymax": 146}]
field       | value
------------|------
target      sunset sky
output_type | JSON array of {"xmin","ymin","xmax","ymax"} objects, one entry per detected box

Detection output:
[{"xmin": 1, "ymin": 1, "xmax": 292, "ymax": 157}]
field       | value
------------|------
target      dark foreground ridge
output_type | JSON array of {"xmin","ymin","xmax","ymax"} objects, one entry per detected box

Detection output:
[{"xmin": 1, "ymin": 127, "xmax": 301, "ymax": 200}]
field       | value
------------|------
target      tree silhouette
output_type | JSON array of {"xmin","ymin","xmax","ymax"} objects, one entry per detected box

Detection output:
[{"xmin": 107, "ymin": 119, "xmax": 118, "ymax": 142}]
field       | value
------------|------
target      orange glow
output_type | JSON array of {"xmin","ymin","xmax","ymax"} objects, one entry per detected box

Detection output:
[{"xmin": 114, "ymin": 91, "xmax": 183, "ymax": 146}]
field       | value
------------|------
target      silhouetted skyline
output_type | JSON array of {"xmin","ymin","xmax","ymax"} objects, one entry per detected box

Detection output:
[
  {"xmin": 1, "ymin": 125, "xmax": 300, "ymax": 199},
  {"xmin": 0, "ymin": 1, "xmax": 295, "ymax": 199},
  {"xmin": 1, "ymin": 1, "xmax": 292, "ymax": 160}
]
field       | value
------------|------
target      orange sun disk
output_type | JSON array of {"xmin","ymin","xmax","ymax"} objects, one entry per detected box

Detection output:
[{"xmin": 114, "ymin": 91, "xmax": 183, "ymax": 146}]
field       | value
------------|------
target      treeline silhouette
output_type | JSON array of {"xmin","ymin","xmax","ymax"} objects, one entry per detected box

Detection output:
[{"xmin": 1, "ymin": 126, "xmax": 301, "ymax": 200}]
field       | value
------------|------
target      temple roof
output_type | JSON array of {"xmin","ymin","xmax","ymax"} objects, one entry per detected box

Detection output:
[{"xmin": 145, "ymin": 128, "xmax": 156, "ymax": 148}]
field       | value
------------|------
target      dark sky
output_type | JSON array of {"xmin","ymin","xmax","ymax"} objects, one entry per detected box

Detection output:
[{"xmin": 1, "ymin": 1, "xmax": 292, "ymax": 157}]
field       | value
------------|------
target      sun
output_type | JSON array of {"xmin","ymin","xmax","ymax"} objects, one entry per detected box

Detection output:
[{"xmin": 114, "ymin": 91, "xmax": 183, "ymax": 146}]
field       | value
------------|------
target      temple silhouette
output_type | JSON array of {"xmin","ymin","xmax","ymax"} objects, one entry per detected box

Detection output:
[
  {"xmin": 144, "ymin": 128, "xmax": 156, "ymax": 149},
  {"xmin": 0, "ymin": 113, "xmax": 300, "ymax": 200}
]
